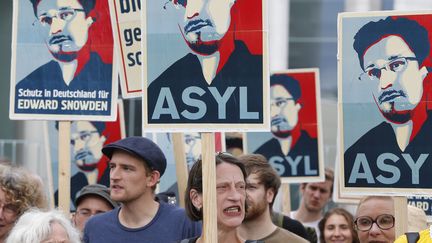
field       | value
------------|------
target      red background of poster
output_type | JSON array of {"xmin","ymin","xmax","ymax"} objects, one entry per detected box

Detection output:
[
  {"xmin": 398, "ymin": 15, "xmax": 432, "ymax": 111},
  {"xmin": 276, "ymin": 72, "xmax": 319, "ymax": 139},
  {"xmin": 89, "ymin": 0, "xmax": 114, "ymax": 63},
  {"xmin": 232, "ymin": 0, "xmax": 263, "ymax": 55}
]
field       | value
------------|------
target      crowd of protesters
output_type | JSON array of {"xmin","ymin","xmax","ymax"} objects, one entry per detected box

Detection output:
[{"xmin": 0, "ymin": 136, "xmax": 425, "ymax": 243}]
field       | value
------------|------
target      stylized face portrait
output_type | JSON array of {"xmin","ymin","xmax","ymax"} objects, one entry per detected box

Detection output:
[
  {"xmin": 172, "ymin": 0, "xmax": 235, "ymax": 54},
  {"xmin": 270, "ymin": 84, "xmax": 301, "ymax": 139},
  {"xmin": 361, "ymin": 35, "xmax": 428, "ymax": 122},
  {"xmin": 184, "ymin": 132, "xmax": 201, "ymax": 167},
  {"xmin": 71, "ymin": 121, "xmax": 106, "ymax": 172},
  {"xmin": 36, "ymin": 0, "xmax": 93, "ymax": 61}
]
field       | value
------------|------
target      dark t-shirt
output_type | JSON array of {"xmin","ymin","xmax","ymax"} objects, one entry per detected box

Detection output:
[
  {"xmin": 271, "ymin": 211, "xmax": 310, "ymax": 241},
  {"xmin": 84, "ymin": 202, "xmax": 202, "ymax": 243}
]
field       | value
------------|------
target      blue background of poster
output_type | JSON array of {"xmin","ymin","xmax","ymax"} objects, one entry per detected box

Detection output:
[{"xmin": 341, "ymin": 16, "xmax": 387, "ymax": 151}]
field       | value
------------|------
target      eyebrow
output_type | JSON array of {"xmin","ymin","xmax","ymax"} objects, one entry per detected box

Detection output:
[
  {"xmin": 387, "ymin": 55, "xmax": 400, "ymax": 61},
  {"xmin": 364, "ymin": 55, "xmax": 402, "ymax": 70}
]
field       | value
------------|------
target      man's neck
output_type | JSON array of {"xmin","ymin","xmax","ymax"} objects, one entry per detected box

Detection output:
[
  {"xmin": 277, "ymin": 137, "xmax": 292, "ymax": 156},
  {"xmin": 294, "ymin": 204, "xmax": 322, "ymax": 223},
  {"xmin": 196, "ymin": 32, "xmax": 235, "ymax": 85},
  {"xmin": 59, "ymin": 60, "xmax": 78, "ymax": 86},
  {"xmin": 389, "ymin": 101, "xmax": 427, "ymax": 151},
  {"xmin": 118, "ymin": 194, "xmax": 159, "ymax": 229},
  {"xmin": 275, "ymin": 126, "xmax": 301, "ymax": 156},
  {"xmin": 57, "ymin": 46, "xmax": 91, "ymax": 86},
  {"xmin": 391, "ymin": 121, "xmax": 413, "ymax": 152},
  {"xmin": 238, "ymin": 210, "xmax": 277, "ymax": 240},
  {"xmin": 198, "ymin": 53, "xmax": 220, "ymax": 85}
]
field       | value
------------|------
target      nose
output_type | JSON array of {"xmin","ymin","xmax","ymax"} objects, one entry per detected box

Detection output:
[
  {"xmin": 50, "ymin": 17, "xmax": 65, "ymax": 35},
  {"xmin": 334, "ymin": 227, "xmax": 341, "ymax": 236},
  {"xmin": 185, "ymin": 0, "xmax": 204, "ymax": 19},
  {"xmin": 368, "ymin": 222, "xmax": 382, "ymax": 236},
  {"xmin": 73, "ymin": 139, "xmax": 86, "ymax": 152},
  {"xmin": 110, "ymin": 166, "xmax": 120, "ymax": 181},
  {"xmin": 379, "ymin": 69, "xmax": 396, "ymax": 90},
  {"xmin": 312, "ymin": 190, "xmax": 321, "ymax": 199},
  {"xmin": 227, "ymin": 186, "xmax": 242, "ymax": 202},
  {"xmin": 270, "ymin": 104, "xmax": 280, "ymax": 117}
]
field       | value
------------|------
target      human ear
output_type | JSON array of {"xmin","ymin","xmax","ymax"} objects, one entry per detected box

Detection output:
[
  {"xmin": 420, "ymin": 66, "xmax": 428, "ymax": 80},
  {"xmin": 190, "ymin": 189, "xmax": 203, "ymax": 210}
]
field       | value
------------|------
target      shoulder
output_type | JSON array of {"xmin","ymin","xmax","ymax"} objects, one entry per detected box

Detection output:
[
  {"xmin": 394, "ymin": 234, "xmax": 408, "ymax": 243},
  {"xmin": 279, "ymin": 214, "xmax": 309, "ymax": 240},
  {"xmin": 254, "ymin": 138, "xmax": 278, "ymax": 153},
  {"xmin": 149, "ymin": 54, "xmax": 197, "ymax": 90},
  {"xmin": 345, "ymin": 122, "xmax": 389, "ymax": 153},
  {"xmin": 85, "ymin": 208, "xmax": 118, "ymax": 229},
  {"xmin": 274, "ymin": 227, "xmax": 309, "ymax": 243},
  {"xmin": 157, "ymin": 203, "xmax": 193, "ymax": 223},
  {"xmin": 16, "ymin": 62, "xmax": 56, "ymax": 89}
]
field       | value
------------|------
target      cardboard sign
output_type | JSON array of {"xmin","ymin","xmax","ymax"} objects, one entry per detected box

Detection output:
[
  {"xmin": 338, "ymin": 11, "xmax": 432, "ymax": 195},
  {"xmin": 48, "ymin": 100, "xmax": 125, "ymax": 209},
  {"xmin": 246, "ymin": 69, "xmax": 324, "ymax": 183},
  {"xmin": 108, "ymin": 0, "xmax": 142, "ymax": 98},
  {"xmin": 142, "ymin": 0, "xmax": 269, "ymax": 131},
  {"xmin": 10, "ymin": 0, "xmax": 118, "ymax": 121}
]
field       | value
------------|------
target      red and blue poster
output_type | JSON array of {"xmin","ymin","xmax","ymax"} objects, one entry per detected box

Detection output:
[
  {"xmin": 142, "ymin": 0, "xmax": 269, "ymax": 131},
  {"xmin": 339, "ymin": 11, "xmax": 432, "ymax": 194},
  {"xmin": 10, "ymin": 0, "xmax": 118, "ymax": 121},
  {"xmin": 246, "ymin": 69, "xmax": 324, "ymax": 183},
  {"xmin": 48, "ymin": 100, "xmax": 125, "ymax": 209}
]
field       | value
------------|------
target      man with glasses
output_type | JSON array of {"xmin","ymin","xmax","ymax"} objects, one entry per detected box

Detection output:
[
  {"xmin": 354, "ymin": 196, "xmax": 395, "ymax": 243},
  {"xmin": 345, "ymin": 16, "xmax": 432, "ymax": 188},
  {"xmin": 54, "ymin": 121, "xmax": 108, "ymax": 208},
  {"xmin": 147, "ymin": 0, "xmax": 263, "ymax": 124},
  {"xmin": 254, "ymin": 74, "xmax": 319, "ymax": 178},
  {"xmin": 72, "ymin": 184, "xmax": 118, "ymax": 233},
  {"xmin": 15, "ymin": 0, "xmax": 112, "ymax": 116}
]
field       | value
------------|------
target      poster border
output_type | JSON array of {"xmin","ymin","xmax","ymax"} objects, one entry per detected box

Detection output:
[
  {"xmin": 9, "ymin": 0, "xmax": 119, "ymax": 121},
  {"xmin": 338, "ymin": 10, "xmax": 432, "ymax": 195},
  {"xmin": 245, "ymin": 68, "xmax": 325, "ymax": 184},
  {"xmin": 140, "ymin": 0, "xmax": 270, "ymax": 132}
]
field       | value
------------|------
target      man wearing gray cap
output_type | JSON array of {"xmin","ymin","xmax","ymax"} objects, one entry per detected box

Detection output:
[
  {"xmin": 73, "ymin": 184, "xmax": 119, "ymax": 232},
  {"xmin": 83, "ymin": 136, "xmax": 201, "ymax": 243}
]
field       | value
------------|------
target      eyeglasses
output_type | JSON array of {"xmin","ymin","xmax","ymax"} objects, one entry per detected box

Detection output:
[
  {"xmin": 354, "ymin": 214, "xmax": 395, "ymax": 231},
  {"xmin": 163, "ymin": 0, "xmax": 187, "ymax": 9},
  {"xmin": 358, "ymin": 57, "xmax": 417, "ymax": 81},
  {"xmin": 271, "ymin": 98, "xmax": 295, "ymax": 108},
  {"xmin": 36, "ymin": 8, "xmax": 85, "ymax": 27},
  {"xmin": 70, "ymin": 130, "xmax": 100, "ymax": 146}
]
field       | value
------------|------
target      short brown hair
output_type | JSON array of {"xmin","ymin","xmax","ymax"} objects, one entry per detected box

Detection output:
[
  {"xmin": 301, "ymin": 167, "xmax": 334, "ymax": 194},
  {"xmin": 237, "ymin": 154, "xmax": 281, "ymax": 209},
  {"xmin": 184, "ymin": 153, "xmax": 247, "ymax": 221}
]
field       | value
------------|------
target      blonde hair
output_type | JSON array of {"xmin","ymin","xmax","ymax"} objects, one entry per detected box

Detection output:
[{"xmin": 0, "ymin": 166, "xmax": 48, "ymax": 215}]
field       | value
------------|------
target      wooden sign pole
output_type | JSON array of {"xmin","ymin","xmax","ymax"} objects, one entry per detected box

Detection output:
[
  {"xmin": 58, "ymin": 121, "xmax": 71, "ymax": 213},
  {"xmin": 281, "ymin": 183, "xmax": 291, "ymax": 214},
  {"xmin": 172, "ymin": 133, "xmax": 189, "ymax": 208},
  {"xmin": 201, "ymin": 132, "xmax": 218, "ymax": 243},
  {"xmin": 394, "ymin": 196, "xmax": 408, "ymax": 238}
]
